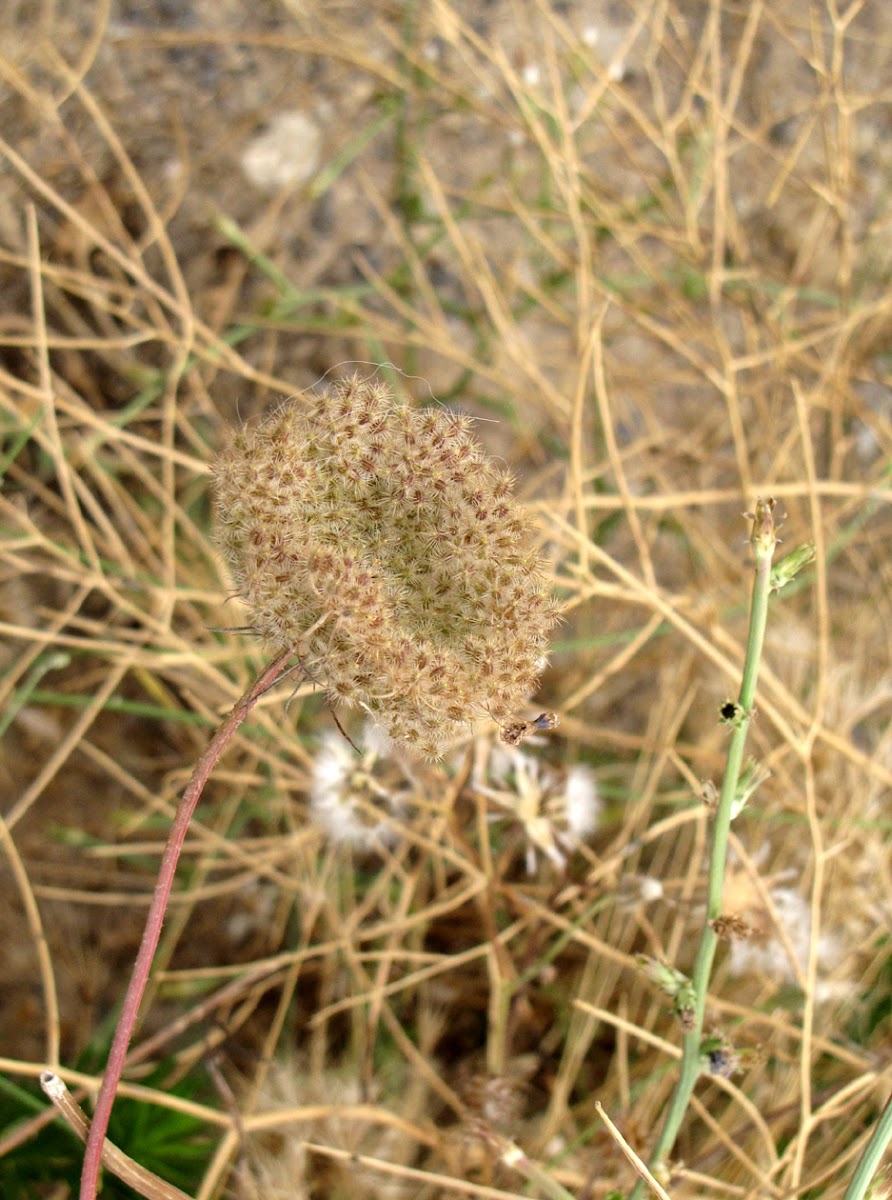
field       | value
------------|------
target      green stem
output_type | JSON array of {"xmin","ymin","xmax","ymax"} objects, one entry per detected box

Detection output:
[
  {"xmin": 630, "ymin": 504, "xmax": 777, "ymax": 1197},
  {"xmin": 842, "ymin": 1092, "xmax": 892, "ymax": 1200}
]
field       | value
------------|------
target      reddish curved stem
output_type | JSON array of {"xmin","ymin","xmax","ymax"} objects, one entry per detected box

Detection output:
[{"xmin": 79, "ymin": 650, "xmax": 292, "ymax": 1200}]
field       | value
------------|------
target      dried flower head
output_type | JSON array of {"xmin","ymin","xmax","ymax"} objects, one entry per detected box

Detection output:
[
  {"xmin": 499, "ymin": 710, "xmax": 559, "ymax": 746},
  {"xmin": 727, "ymin": 882, "xmax": 846, "ymax": 993},
  {"xmin": 309, "ymin": 724, "xmax": 413, "ymax": 852},
  {"xmin": 214, "ymin": 376, "xmax": 559, "ymax": 756},
  {"xmin": 478, "ymin": 745, "xmax": 601, "ymax": 872},
  {"xmin": 702, "ymin": 1035, "xmax": 741, "ymax": 1079},
  {"xmin": 461, "ymin": 1072, "xmax": 527, "ymax": 1131}
]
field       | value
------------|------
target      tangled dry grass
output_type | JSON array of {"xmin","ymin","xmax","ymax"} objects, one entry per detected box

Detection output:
[{"xmin": 1, "ymin": 2, "xmax": 891, "ymax": 1198}]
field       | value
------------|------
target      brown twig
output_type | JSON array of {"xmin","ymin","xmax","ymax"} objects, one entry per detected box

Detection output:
[{"xmin": 78, "ymin": 649, "xmax": 293, "ymax": 1200}]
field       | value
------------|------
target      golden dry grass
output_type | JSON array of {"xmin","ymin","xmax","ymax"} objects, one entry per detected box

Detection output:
[{"xmin": 1, "ymin": 2, "xmax": 891, "ymax": 1198}]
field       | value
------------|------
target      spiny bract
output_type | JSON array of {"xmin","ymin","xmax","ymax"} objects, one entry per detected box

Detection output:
[{"xmin": 213, "ymin": 376, "xmax": 559, "ymax": 757}]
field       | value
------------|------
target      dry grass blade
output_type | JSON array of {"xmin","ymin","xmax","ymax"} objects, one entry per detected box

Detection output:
[{"xmin": 40, "ymin": 1073, "xmax": 192, "ymax": 1200}]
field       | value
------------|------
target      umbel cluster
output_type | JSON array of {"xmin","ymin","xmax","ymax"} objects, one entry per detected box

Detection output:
[{"xmin": 214, "ymin": 376, "xmax": 559, "ymax": 757}]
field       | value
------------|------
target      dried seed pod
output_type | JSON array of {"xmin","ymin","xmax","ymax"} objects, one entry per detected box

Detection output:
[{"xmin": 213, "ymin": 376, "xmax": 559, "ymax": 756}]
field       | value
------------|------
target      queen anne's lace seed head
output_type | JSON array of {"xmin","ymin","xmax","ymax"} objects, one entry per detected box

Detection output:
[{"xmin": 213, "ymin": 376, "xmax": 559, "ymax": 757}]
